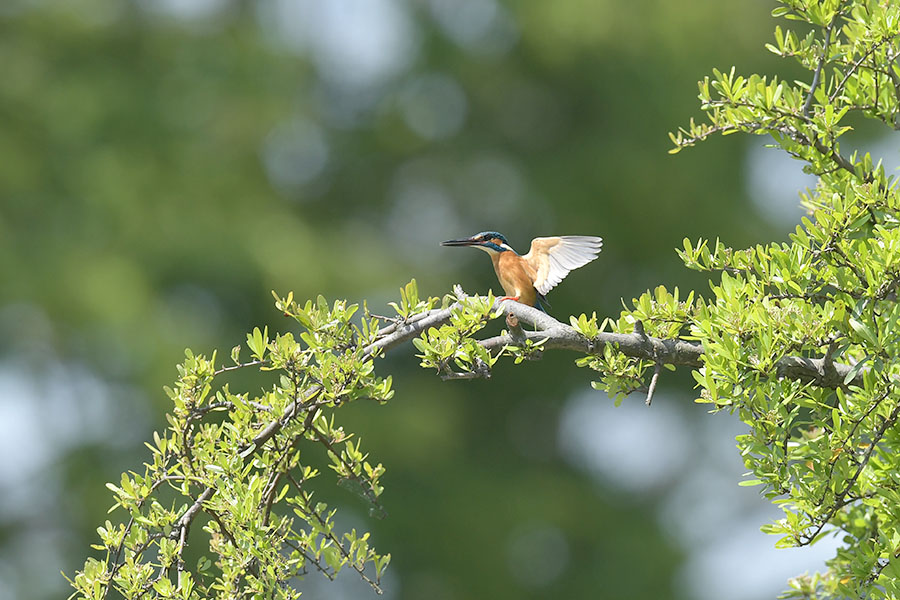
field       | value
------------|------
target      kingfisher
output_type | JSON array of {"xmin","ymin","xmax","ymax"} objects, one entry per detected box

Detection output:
[{"xmin": 441, "ymin": 231, "xmax": 603, "ymax": 309}]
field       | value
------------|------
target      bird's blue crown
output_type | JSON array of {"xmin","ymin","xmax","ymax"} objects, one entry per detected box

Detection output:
[{"xmin": 475, "ymin": 231, "xmax": 511, "ymax": 252}]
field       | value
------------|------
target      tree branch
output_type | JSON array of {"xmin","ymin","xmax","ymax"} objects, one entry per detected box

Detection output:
[
  {"xmin": 803, "ymin": 19, "xmax": 834, "ymax": 117},
  {"xmin": 374, "ymin": 297, "xmax": 864, "ymax": 389}
]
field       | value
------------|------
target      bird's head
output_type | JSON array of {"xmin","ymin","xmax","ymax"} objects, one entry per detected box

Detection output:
[{"xmin": 441, "ymin": 231, "xmax": 514, "ymax": 255}]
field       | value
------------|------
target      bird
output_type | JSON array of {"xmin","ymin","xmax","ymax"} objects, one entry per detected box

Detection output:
[{"xmin": 441, "ymin": 231, "xmax": 603, "ymax": 309}]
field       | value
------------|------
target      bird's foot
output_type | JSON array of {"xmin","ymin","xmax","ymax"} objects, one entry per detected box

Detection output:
[{"xmin": 498, "ymin": 295, "xmax": 520, "ymax": 302}]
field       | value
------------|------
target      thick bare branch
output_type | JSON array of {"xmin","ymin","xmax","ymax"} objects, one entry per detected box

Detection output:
[{"xmin": 376, "ymin": 297, "xmax": 863, "ymax": 389}]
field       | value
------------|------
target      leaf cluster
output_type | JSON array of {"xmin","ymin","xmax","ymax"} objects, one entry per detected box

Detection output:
[
  {"xmin": 68, "ymin": 293, "xmax": 394, "ymax": 599},
  {"xmin": 570, "ymin": 287, "xmax": 692, "ymax": 403},
  {"xmin": 412, "ymin": 288, "xmax": 503, "ymax": 379},
  {"xmin": 622, "ymin": 2, "xmax": 900, "ymax": 596}
]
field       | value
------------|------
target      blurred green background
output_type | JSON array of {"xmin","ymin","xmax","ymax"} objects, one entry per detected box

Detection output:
[{"xmin": 0, "ymin": 0, "xmax": 837, "ymax": 598}]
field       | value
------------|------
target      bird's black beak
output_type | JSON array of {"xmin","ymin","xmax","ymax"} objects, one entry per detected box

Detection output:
[{"xmin": 441, "ymin": 237, "xmax": 479, "ymax": 247}]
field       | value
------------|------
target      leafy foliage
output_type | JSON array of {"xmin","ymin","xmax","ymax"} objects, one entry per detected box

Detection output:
[
  {"xmin": 600, "ymin": 1, "xmax": 900, "ymax": 597},
  {"xmin": 412, "ymin": 289, "xmax": 503, "ymax": 379},
  {"xmin": 69, "ymin": 295, "xmax": 393, "ymax": 599}
]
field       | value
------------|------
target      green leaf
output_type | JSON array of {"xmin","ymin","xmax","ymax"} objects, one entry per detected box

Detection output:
[
  {"xmin": 842, "ymin": 355, "xmax": 870, "ymax": 386},
  {"xmin": 848, "ymin": 317, "xmax": 878, "ymax": 347},
  {"xmin": 322, "ymin": 545, "xmax": 342, "ymax": 571}
]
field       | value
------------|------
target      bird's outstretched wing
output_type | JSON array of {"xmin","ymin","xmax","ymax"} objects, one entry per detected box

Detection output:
[{"xmin": 523, "ymin": 236, "xmax": 603, "ymax": 296}]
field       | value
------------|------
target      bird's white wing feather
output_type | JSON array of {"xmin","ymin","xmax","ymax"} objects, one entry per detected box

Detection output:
[{"xmin": 523, "ymin": 236, "xmax": 603, "ymax": 296}]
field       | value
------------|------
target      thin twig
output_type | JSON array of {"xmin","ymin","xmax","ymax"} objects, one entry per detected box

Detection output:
[
  {"xmin": 830, "ymin": 32, "xmax": 900, "ymax": 105},
  {"xmin": 803, "ymin": 394, "xmax": 900, "ymax": 545},
  {"xmin": 214, "ymin": 360, "xmax": 267, "ymax": 376},
  {"xmin": 286, "ymin": 474, "xmax": 384, "ymax": 594},
  {"xmin": 803, "ymin": 20, "xmax": 834, "ymax": 116},
  {"xmin": 646, "ymin": 363, "xmax": 662, "ymax": 406},
  {"xmin": 172, "ymin": 487, "xmax": 215, "ymax": 536}
]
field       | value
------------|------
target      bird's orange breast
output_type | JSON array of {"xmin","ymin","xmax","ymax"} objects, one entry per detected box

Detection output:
[{"xmin": 491, "ymin": 252, "xmax": 538, "ymax": 306}]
